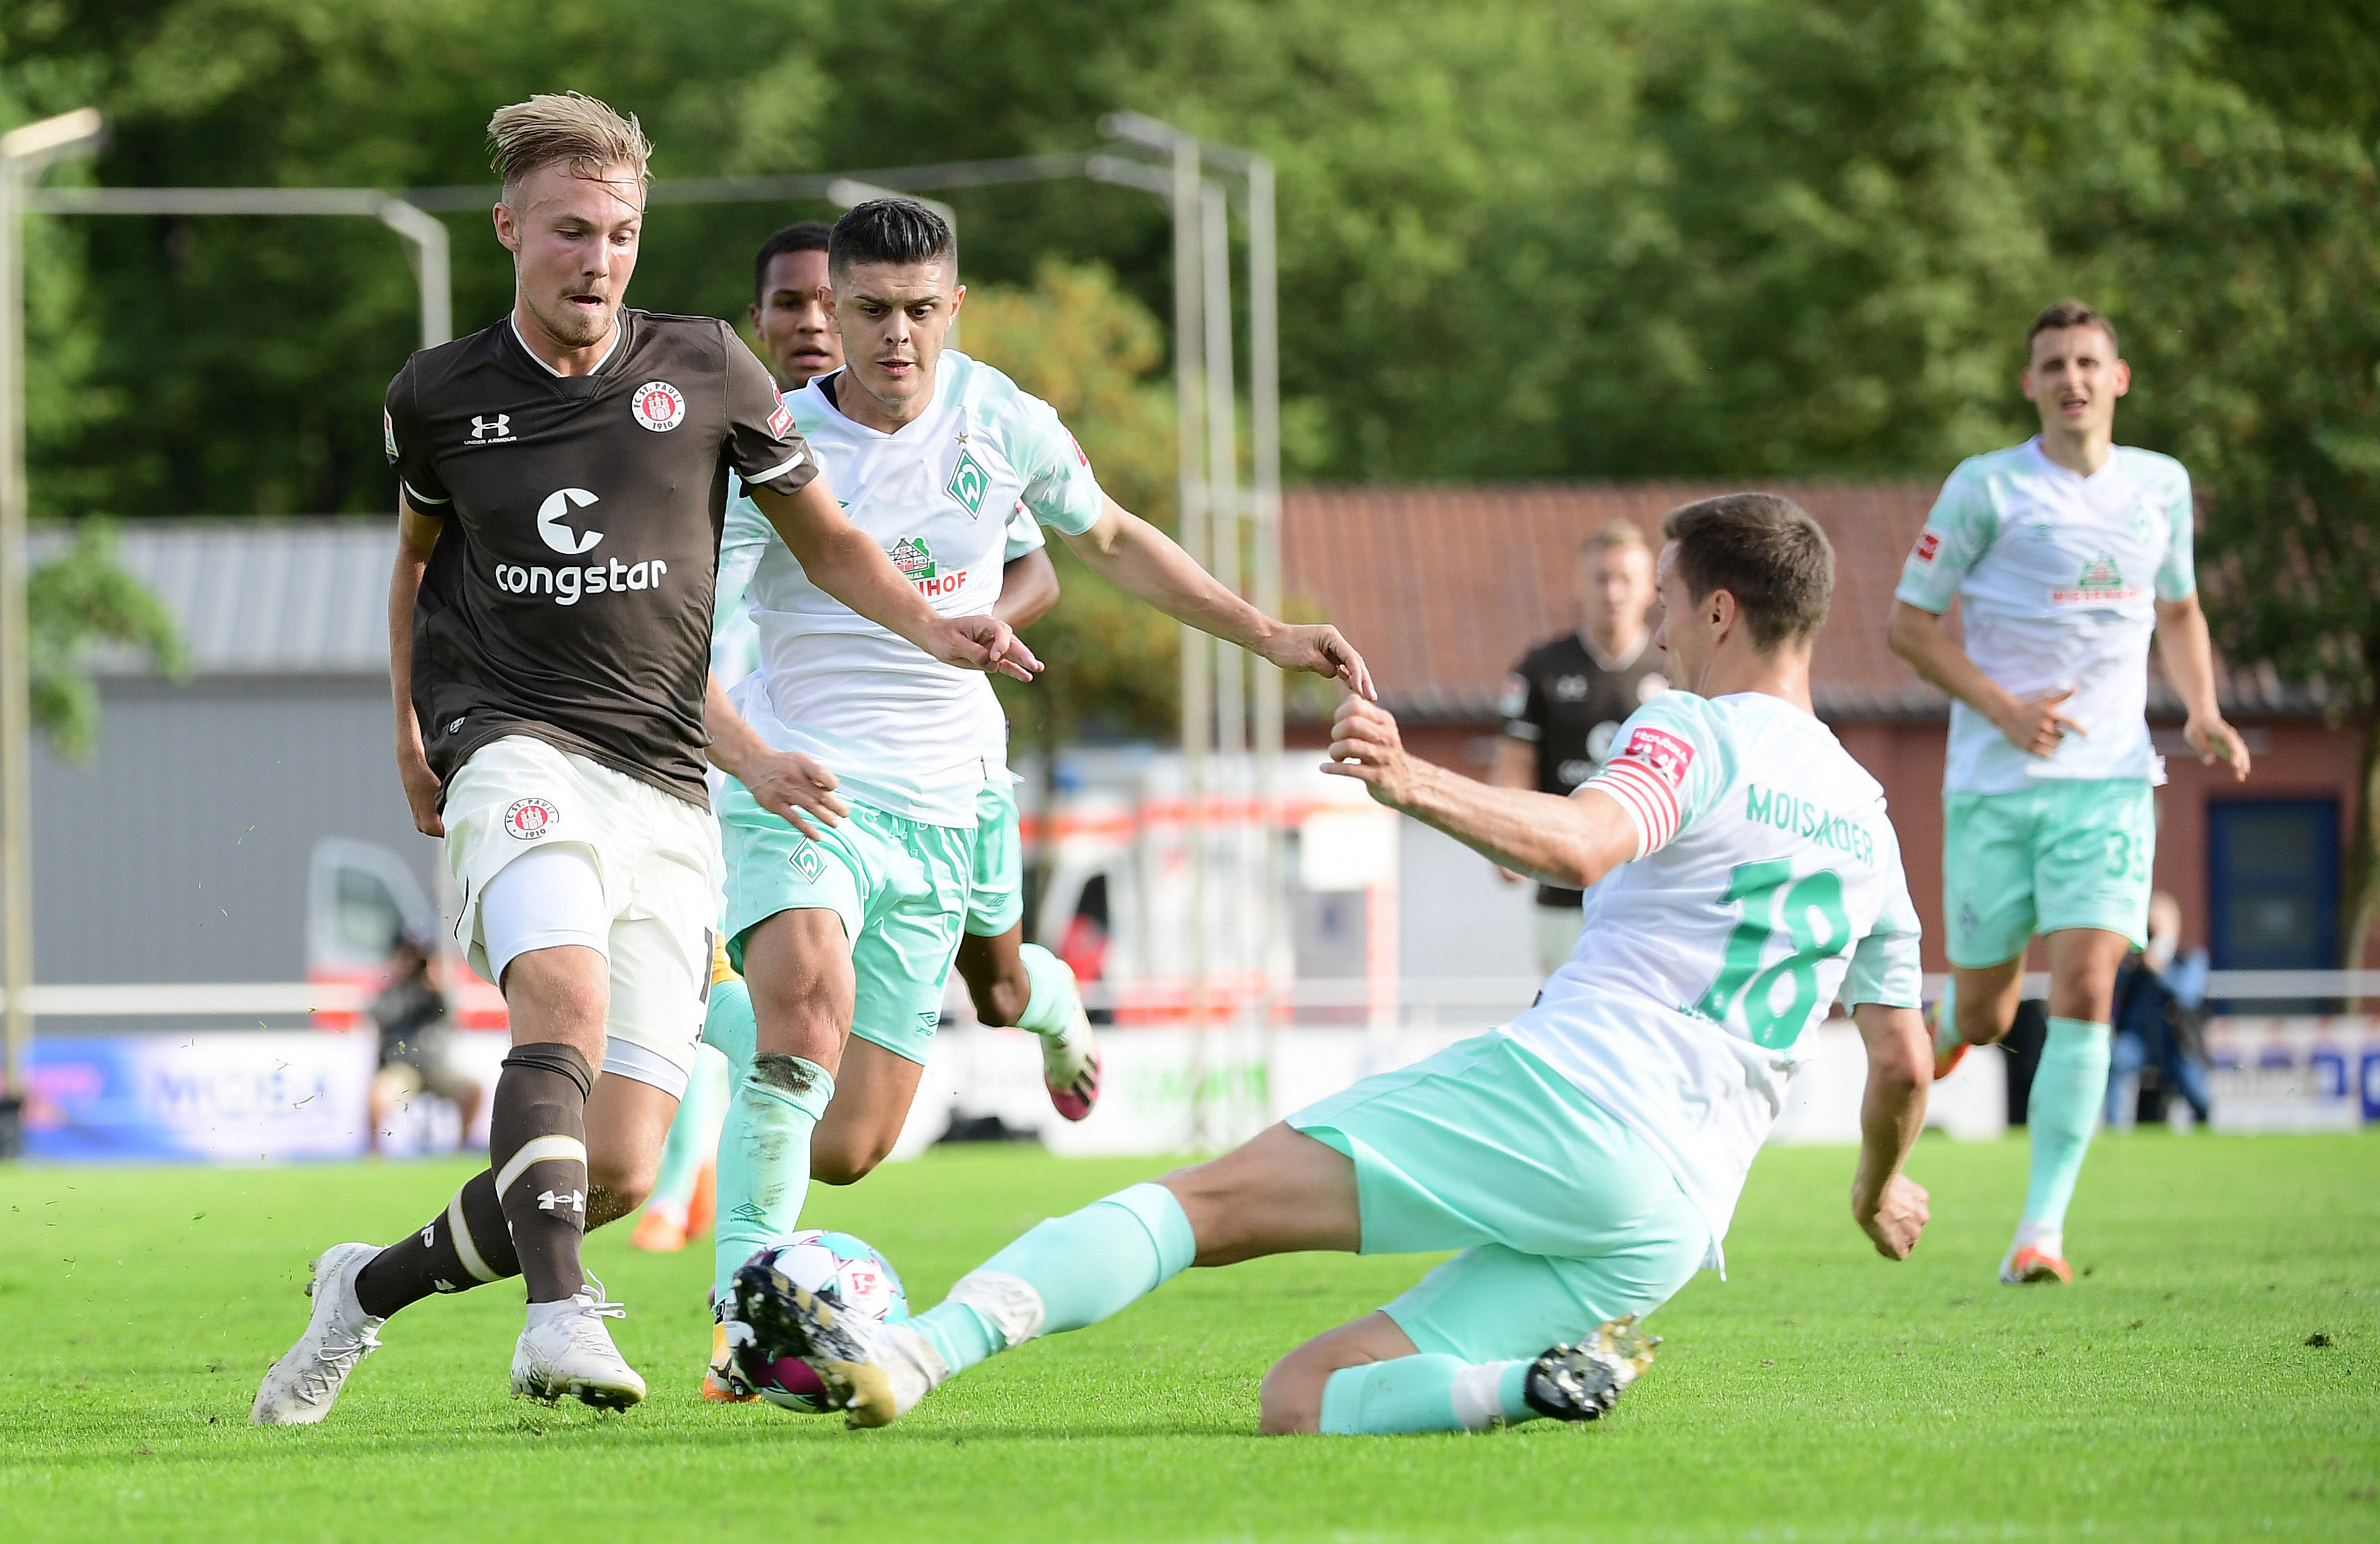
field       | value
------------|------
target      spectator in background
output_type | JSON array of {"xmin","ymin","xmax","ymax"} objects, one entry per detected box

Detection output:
[
  {"xmin": 2106, "ymin": 891, "xmax": 2213, "ymax": 1129},
  {"xmin": 1492, "ymin": 521, "xmax": 1667, "ymax": 976},
  {"xmin": 367, "ymin": 933, "xmax": 483, "ymax": 1156}
]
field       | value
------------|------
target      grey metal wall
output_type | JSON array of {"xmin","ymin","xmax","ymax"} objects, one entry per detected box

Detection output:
[{"xmin": 30, "ymin": 673, "xmax": 437, "ymax": 986}]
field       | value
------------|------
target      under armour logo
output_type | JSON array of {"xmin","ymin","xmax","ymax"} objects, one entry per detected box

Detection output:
[
  {"xmin": 469, "ymin": 414, "xmax": 516, "ymax": 444},
  {"xmin": 537, "ymin": 1188, "xmax": 586, "ymax": 1215},
  {"xmin": 448, "ymin": 717, "xmax": 466, "ymax": 734}
]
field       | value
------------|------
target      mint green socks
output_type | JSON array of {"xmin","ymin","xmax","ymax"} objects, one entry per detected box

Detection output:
[
  {"xmin": 710, "ymin": 1037, "xmax": 836, "ymax": 1304},
  {"xmin": 1319, "ymin": 1356, "xmax": 1537, "ymax": 1434},
  {"xmin": 645, "ymin": 1037, "xmax": 732, "ymax": 1218},
  {"xmin": 2021, "ymin": 1016, "xmax": 2111, "ymax": 1242},
  {"xmin": 912, "ymin": 1181, "xmax": 1196, "ymax": 1375},
  {"xmin": 1013, "ymin": 943, "xmax": 1083, "ymax": 1037}
]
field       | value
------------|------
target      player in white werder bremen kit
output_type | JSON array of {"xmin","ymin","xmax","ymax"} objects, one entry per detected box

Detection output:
[
  {"xmin": 728, "ymin": 494, "xmax": 1936, "ymax": 1434},
  {"xmin": 630, "ymin": 224, "xmax": 1076, "ymax": 1262},
  {"xmin": 699, "ymin": 199, "xmax": 1373, "ymax": 1395},
  {"xmin": 1890, "ymin": 299, "xmax": 2251, "ymax": 1287}
]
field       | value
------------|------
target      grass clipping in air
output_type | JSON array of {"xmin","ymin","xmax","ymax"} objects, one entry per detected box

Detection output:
[{"xmin": 0, "ymin": 1137, "xmax": 2374, "ymax": 1541}]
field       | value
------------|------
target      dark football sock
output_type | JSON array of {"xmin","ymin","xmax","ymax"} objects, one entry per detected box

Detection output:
[
  {"xmin": 354, "ymin": 1168, "xmax": 519, "ymax": 1319},
  {"xmin": 489, "ymin": 1042, "xmax": 596, "ymax": 1304}
]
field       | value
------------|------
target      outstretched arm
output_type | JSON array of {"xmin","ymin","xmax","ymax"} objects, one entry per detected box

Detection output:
[
  {"xmin": 1849, "ymin": 1001, "xmax": 1931, "ymax": 1260},
  {"xmin": 1889, "ymin": 600, "xmax": 2084, "ymax": 758},
  {"xmin": 2154, "ymin": 593, "xmax": 2250, "ymax": 780},
  {"xmin": 1059, "ymin": 496, "xmax": 1373, "ymax": 699},
  {"xmin": 748, "ymin": 477, "xmax": 1041, "ymax": 682},
  {"xmin": 1321, "ymin": 696, "xmax": 1638, "ymax": 889}
]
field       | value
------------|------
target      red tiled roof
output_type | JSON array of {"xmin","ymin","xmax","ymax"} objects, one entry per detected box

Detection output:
[{"xmin": 1280, "ymin": 482, "xmax": 2326, "ymax": 723}]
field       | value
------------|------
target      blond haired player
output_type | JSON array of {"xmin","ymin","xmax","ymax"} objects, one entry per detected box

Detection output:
[{"xmin": 252, "ymin": 94, "xmax": 1031, "ymax": 1424}]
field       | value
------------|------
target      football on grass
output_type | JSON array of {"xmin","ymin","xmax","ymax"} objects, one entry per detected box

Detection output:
[{"xmin": 741, "ymin": 1229, "xmax": 910, "ymax": 1413}]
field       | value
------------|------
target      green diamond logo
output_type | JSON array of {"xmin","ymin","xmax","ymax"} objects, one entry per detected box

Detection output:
[
  {"xmin": 2077, "ymin": 553, "xmax": 2124, "ymax": 590},
  {"xmin": 788, "ymin": 840, "xmax": 825, "ymax": 882},
  {"xmin": 946, "ymin": 449, "xmax": 989, "ymax": 517}
]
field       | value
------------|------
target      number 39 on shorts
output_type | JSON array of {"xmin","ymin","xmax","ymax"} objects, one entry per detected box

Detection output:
[{"xmin": 1695, "ymin": 859, "xmax": 1852, "ymax": 1050}]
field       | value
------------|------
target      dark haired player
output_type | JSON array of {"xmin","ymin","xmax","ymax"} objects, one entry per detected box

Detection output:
[
  {"xmin": 1889, "ymin": 299, "xmax": 2249, "ymax": 1286},
  {"xmin": 738, "ymin": 495, "xmax": 1935, "ymax": 1436},
  {"xmin": 252, "ymin": 94, "xmax": 1030, "ymax": 1424},
  {"xmin": 635, "ymin": 221, "xmax": 1077, "ymax": 1276},
  {"xmin": 701, "ymin": 199, "xmax": 1373, "ymax": 1397}
]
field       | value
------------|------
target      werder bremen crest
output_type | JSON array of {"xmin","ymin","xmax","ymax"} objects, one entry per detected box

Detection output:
[
  {"xmin": 890, "ymin": 537, "xmax": 938, "ymax": 580},
  {"xmin": 946, "ymin": 448, "xmax": 989, "ymax": 516}
]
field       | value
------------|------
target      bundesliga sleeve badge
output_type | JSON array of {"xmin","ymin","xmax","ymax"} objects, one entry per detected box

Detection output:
[
  {"xmin": 1618, "ymin": 726, "xmax": 1695, "ymax": 787},
  {"xmin": 631, "ymin": 381, "xmax": 687, "ymax": 432}
]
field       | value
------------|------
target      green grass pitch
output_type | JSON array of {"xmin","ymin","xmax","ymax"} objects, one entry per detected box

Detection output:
[{"xmin": 2, "ymin": 1132, "xmax": 2375, "ymax": 1541}]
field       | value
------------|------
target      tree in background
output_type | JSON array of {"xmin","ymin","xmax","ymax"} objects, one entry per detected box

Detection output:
[
  {"xmin": 28, "ymin": 522, "xmax": 184, "ymax": 760},
  {"xmin": 958, "ymin": 261, "xmax": 1177, "ymax": 931}
]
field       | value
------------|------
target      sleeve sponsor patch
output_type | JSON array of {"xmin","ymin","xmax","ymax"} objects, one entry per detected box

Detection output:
[
  {"xmin": 1070, "ymin": 432, "xmax": 1090, "ymax": 468},
  {"xmin": 383, "ymin": 407, "xmax": 398, "ymax": 462},
  {"xmin": 1912, "ymin": 530, "xmax": 1941, "ymax": 564},
  {"xmin": 768, "ymin": 399, "xmax": 795, "ymax": 442},
  {"xmin": 1618, "ymin": 725, "xmax": 1695, "ymax": 787}
]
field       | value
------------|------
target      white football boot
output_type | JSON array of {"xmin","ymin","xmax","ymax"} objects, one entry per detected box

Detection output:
[
  {"xmin": 511, "ymin": 1273, "xmax": 646, "ymax": 1410},
  {"xmin": 251, "ymin": 1242, "xmax": 386, "ymax": 1426},
  {"xmin": 1040, "ymin": 997, "xmax": 1103, "ymax": 1123}
]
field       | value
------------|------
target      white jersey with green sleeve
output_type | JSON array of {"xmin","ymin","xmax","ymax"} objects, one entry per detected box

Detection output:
[
  {"xmin": 1895, "ymin": 437, "xmax": 2196, "ymax": 795},
  {"xmin": 1499, "ymin": 690, "xmax": 1922, "ymax": 1260},
  {"xmin": 728, "ymin": 351, "xmax": 1104, "ymax": 825}
]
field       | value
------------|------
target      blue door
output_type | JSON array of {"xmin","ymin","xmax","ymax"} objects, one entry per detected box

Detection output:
[{"xmin": 2206, "ymin": 800, "xmax": 2340, "ymax": 972}]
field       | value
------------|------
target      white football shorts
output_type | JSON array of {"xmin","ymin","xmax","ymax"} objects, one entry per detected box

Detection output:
[{"xmin": 442, "ymin": 735, "xmax": 722, "ymax": 1099}]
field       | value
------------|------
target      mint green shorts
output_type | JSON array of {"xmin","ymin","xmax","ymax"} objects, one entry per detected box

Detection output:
[
  {"xmin": 966, "ymin": 781, "xmax": 1023, "ymax": 938},
  {"xmin": 1943, "ymin": 778, "xmax": 2155, "ymax": 968},
  {"xmin": 717, "ymin": 782, "xmax": 974, "ymax": 1066},
  {"xmin": 1288, "ymin": 1032, "xmax": 1708, "ymax": 1365}
]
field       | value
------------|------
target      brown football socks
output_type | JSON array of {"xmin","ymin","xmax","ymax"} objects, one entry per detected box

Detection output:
[
  {"xmin": 487, "ymin": 1042, "xmax": 596, "ymax": 1304},
  {"xmin": 353, "ymin": 1167, "xmax": 518, "ymax": 1318}
]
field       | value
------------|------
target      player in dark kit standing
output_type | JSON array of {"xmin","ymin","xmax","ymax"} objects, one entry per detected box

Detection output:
[
  {"xmin": 253, "ymin": 92, "xmax": 1032, "ymax": 1424},
  {"xmin": 1492, "ymin": 521, "xmax": 1666, "ymax": 975}
]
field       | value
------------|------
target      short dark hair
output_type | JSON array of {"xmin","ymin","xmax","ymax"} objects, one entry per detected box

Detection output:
[
  {"xmin": 752, "ymin": 220, "xmax": 832, "ymax": 303},
  {"xmin": 829, "ymin": 198, "xmax": 955, "ymax": 280},
  {"xmin": 2026, "ymin": 298, "xmax": 2118, "ymax": 360},
  {"xmin": 1659, "ymin": 493, "xmax": 1833, "ymax": 648}
]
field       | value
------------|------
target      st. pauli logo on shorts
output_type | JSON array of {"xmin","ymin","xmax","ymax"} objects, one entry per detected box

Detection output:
[
  {"xmin": 631, "ymin": 380, "xmax": 686, "ymax": 432},
  {"xmin": 504, "ymin": 798, "xmax": 560, "ymax": 839}
]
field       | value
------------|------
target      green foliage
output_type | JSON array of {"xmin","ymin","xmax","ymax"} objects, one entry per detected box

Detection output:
[
  {"xmin": 1, "ymin": 1138, "xmax": 2374, "ymax": 1539},
  {"xmin": 28, "ymin": 519, "xmax": 184, "ymax": 760},
  {"xmin": 964, "ymin": 260, "xmax": 1180, "ymax": 750}
]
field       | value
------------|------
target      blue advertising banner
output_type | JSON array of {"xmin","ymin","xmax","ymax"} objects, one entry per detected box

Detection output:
[{"xmin": 25, "ymin": 1031, "xmax": 377, "ymax": 1162}]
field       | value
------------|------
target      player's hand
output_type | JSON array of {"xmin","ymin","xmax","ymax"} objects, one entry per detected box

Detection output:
[
  {"xmin": 1321, "ymin": 695, "xmax": 1422, "ymax": 806},
  {"xmin": 2184, "ymin": 711, "xmax": 2251, "ymax": 782},
  {"xmin": 1260, "ymin": 624, "xmax": 1375, "ymax": 701},
  {"xmin": 1853, "ymin": 1173, "xmax": 1930, "ymax": 1260},
  {"xmin": 398, "ymin": 751, "xmax": 444, "ymax": 838},
  {"xmin": 740, "ymin": 748, "xmax": 850, "ymax": 840},
  {"xmin": 926, "ymin": 615, "xmax": 1042, "ymax": 682},
  {"xmin": 1994, "ymin": 687, "xmax": 2086, "ymax": 758}
]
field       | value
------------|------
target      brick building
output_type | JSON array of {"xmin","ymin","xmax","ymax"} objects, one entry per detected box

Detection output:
[{"xmin": 1282, "ymin": 483, "xmax": 2362, "ymax": 972}]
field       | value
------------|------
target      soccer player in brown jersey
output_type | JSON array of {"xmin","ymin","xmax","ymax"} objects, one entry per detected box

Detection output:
[{"xmin": 252, "ymin": 93, "xmax": 1034, "ymax": 1424}]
